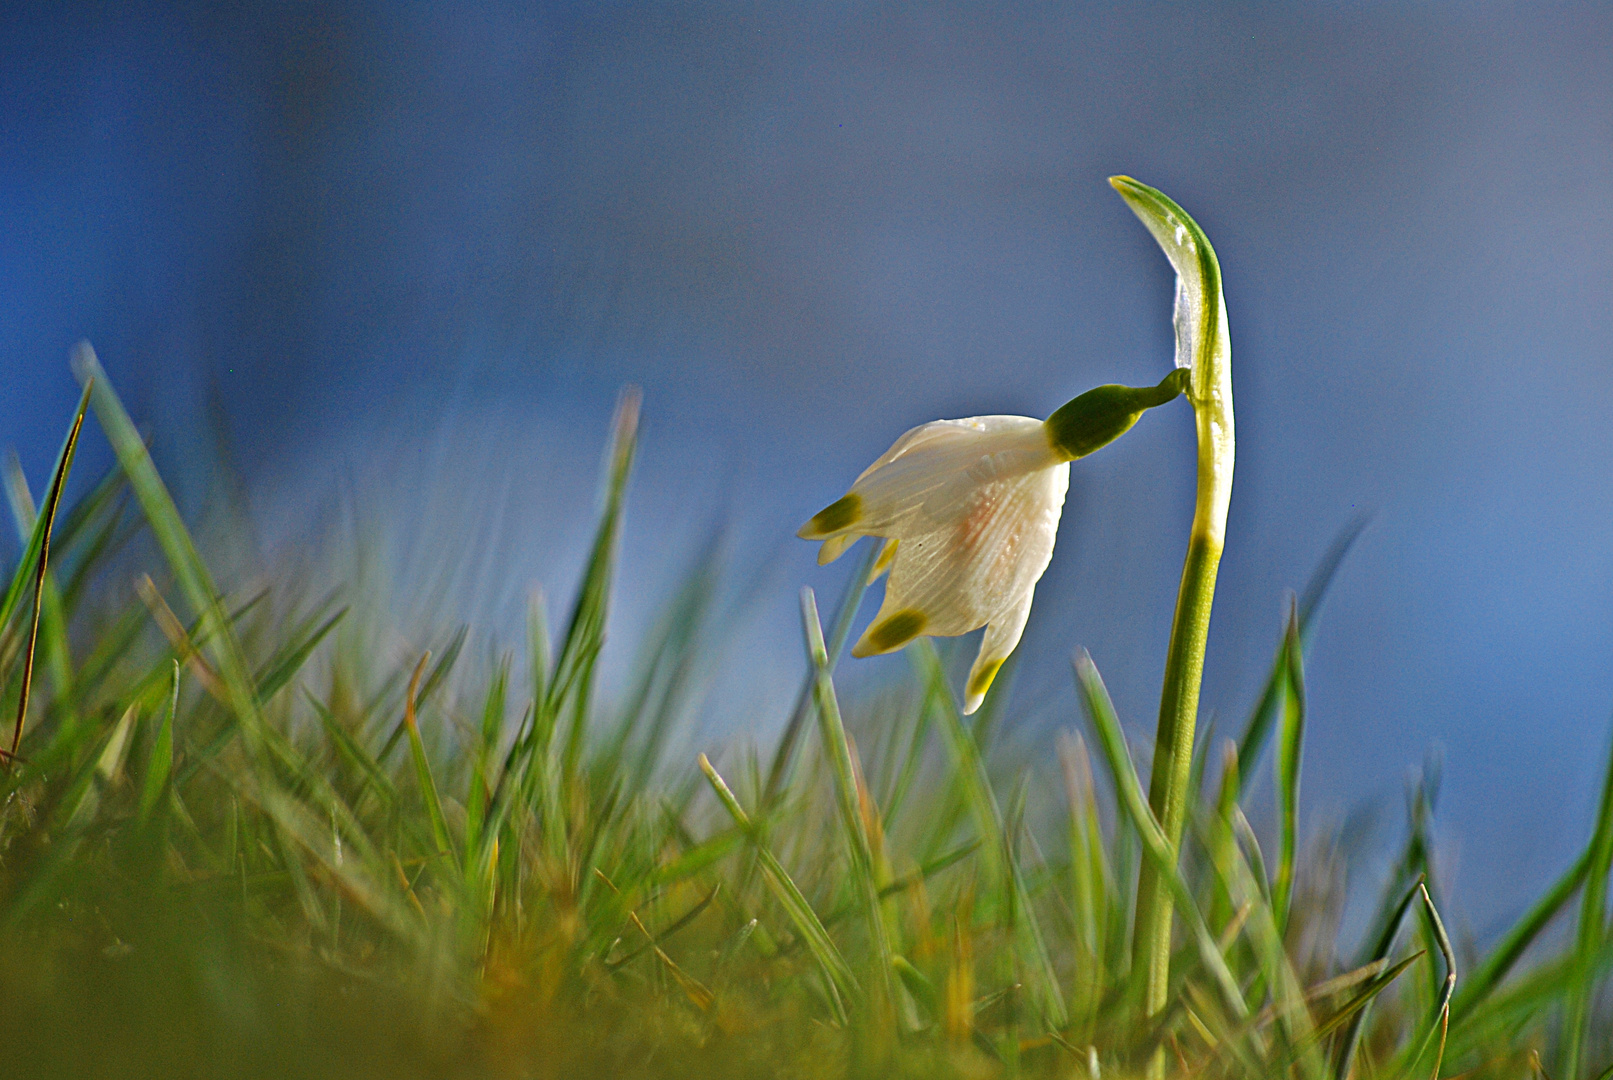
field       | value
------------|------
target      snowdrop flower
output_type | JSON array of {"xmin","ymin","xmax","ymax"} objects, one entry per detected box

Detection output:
[{"xmin": 800, "ymin": 369, "xmax": 1188, "ymax": 714}]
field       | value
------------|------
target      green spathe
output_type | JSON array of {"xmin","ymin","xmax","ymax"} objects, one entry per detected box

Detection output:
[{"xmin": 1044, "ymin": 368, "xmax": 1190, "ymax": 461}]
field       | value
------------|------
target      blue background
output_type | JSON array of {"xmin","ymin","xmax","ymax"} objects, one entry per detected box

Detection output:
[{"xmin": 3, "ymin": 2, "xmax": 1611, "ymax": 938}]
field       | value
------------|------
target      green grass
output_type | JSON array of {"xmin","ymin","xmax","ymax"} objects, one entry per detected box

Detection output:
[{"xmin": 0, "ymin": 353, "xmax": 1610, "ymax": 1078}]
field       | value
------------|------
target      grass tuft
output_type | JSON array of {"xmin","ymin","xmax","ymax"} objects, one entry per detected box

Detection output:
[{"xmin": 0, "ymin": 362, "xmax": 1609, "ymax": 1078}]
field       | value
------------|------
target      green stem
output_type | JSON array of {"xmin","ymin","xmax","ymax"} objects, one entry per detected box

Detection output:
[
  {"xmin": 1107, "ymin": 178, "xmax": 1234, "ymax": 1078},
  {"xmin": 1136, "ymin": 533, "xmax": 1224, "ymax": 1014}
]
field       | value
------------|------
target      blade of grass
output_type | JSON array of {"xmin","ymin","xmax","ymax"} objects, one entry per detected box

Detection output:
[
  {"xmin": 1074, "ymin": 650, "xmax": 1248, "ymax": 1021},
  {"xmin": 698, "ymin": 752, "xmax": 856, "ymax": 1015},
  {"xmin": 1562, "ymin": 711, "xmax": 1613, "ymax": 1080},
  {"xmin": 72, "ymin": 345, "xmax": 268, "ymax": 758},
  {"xmin": 879, "ymin": 674, "xmax": 935, "ymax": 834},
  {"xmin": 375, "ymin": 625, "xmax": 467, "ymax": 766},
  {"xmin": 1216, "ymin": 834, "xmax": 1322, "ymax": 1080},
  {"xmin": 1060, "ymin": 731, "xmax": 1112, "ymax": 1033},
  {"xmin": 0, "ymin": 702, "xmax": 136, "ymax": 930},
  {"xmin": 914, "ymin": 639, "xmax": 1068, "ymax": 1029},
  {"xmin": 647, "ymin": 826, "xmax": 746, "ymax": 888},
  {"xmin": 1254, "ymin": 954, "xmax": 1421, "ymax": 1079},
  {"xmin": 402, "ymin": 652, "xmax": 453, "ymax": 860},
  {"xmin": 1274, "ymin": 598, "xmax": 1305, "ymax": 934},
  {"xmin": 764, "ymin": 540, "xmax": 878, "ymax": 808},
  {"xmin": 465, "ymin": 653, "xmax": 510, "ymax": 874},
  {"xmin": 0, "ymin": 384, "xmax": 90, "ymax": 634},
  {"xmin": 607, "ymin": 883, "xmax": 721, "ymax": 970},
  {"xmin": 304, "ymin": 688, "xmax": 398, "ymax": 805},
  {"xmin": 138, "ymin": 661, "xmax": 179, "ymax": 822},
  {"xmin": 1236, "ymin": 513, "xmax": 1368, "ymax": 791},
  {"xmin": 253, "ymin": 604, "xmax": 347, "ymax": 704},
  {"xmin": 1396, "ymin": 883, "xmax": 1455, "ymax": 1080},
  {"xmin": 802, "ymin": 587, "xmax": 895, "ymax": 1011},
  {"xmin": 4, "ymin": 453, "xmax": 75, "ymax": 724},
  {"xmin": 4, "ymin": 381, "xmax": 90, "ymax": 761},
  {"xmin": 1451, "ymin": 844, "xmax": 1591, "ymax": 1018},
  {"xmin": 1334, "ymin": 876, "xmax": 1426, "ymax": 1080},
  {"xmin": 50, "ymin": 456, "xmax": 130, "ymax": 610},
  {"xmin": 556, "ymin": 389, "xmax": 640, "ymax": 783}
]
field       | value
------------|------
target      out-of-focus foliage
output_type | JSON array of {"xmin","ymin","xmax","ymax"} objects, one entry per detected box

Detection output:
[{"xmin": 0, "ymin": 363, "xmax": 1606, "ymax": 1079}]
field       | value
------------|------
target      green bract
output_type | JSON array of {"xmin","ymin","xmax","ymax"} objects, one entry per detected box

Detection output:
[{"xmin": 1109, "ymin": 175, "xmax": 1234, "ymax": 544}]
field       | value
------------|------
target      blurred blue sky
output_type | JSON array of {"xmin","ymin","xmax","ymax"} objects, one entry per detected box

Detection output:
[{"xmin": 3, "ymin": 1, "xmax": 1611, "ymax": 934}]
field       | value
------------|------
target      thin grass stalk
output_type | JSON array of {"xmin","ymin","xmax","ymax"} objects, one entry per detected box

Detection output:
[
  {"xmin": 1395, "ymin": 884, "xmax": 1455, "ymax": 1080},
  {"xmin": 1209, "ymin": 741, "xmax": 1241, "ymax": 934},
  {"xmin": 1220, "ymin": 832, "xmax": 1322, "ymax": 1079},
  {"xmin": 1334, "ymin": 876, "xmax": 1425, "ymax": 1080},
  {"xmin": 1274, "ymin": 599, "xmax": 1305, "ymax": 934},
  {"xmin": 556, "ymin": 388, "xmax": 639, "ymax": 785},
  {"xmin": 1059, "ymin": 731, "xmax": 1110, "ymax": 1037},
  {"xmin": 1236, "ymin": 513, "xmax": 1368, "ymax": 790},
  {"xmin": 763, "ymin": 541, "xmax": 877, "ymax": 809},
  {"xmin": 138, "ymin": 660, "xmax": 180, "ymax": 823},
  {"xmin": 800, "ymin": 587, "xmax": 895, "ymax": 1016},
  {"xmin": 914, "ymin": 639, "xmax": 1068, "ymax": 1028},
  {"xmin": 402, "ymin": 652, "xmax": 453, "ymax": 859},
  {"xmin": 697, "ymin": 753, "xmax": 856, "ymax": 1018},
  {"xmin": 6, "ymin": 381, "xmax": 89, "ymax": 762},
  {"xmin": 1452, "ymin": 840, "xmax": 1591, "ymax": 1019},
  {"xmin": 4, "ymin": 455, "xmax": 76, "ymax": 731},
  {"xmin": 73, "ymin": 345, "xmax": 280, "ymax": 795}
]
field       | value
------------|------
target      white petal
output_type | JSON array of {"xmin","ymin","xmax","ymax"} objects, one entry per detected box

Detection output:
[
  {"xmin": 963, "ymin": 587, "xmax": 1034, "ymax": 715},
  {"xmin": 869, "ymin": 537, "xmax": 898, "ymax": 581},
  {"xmin": 847, "ymin": 416, "xmax": 1060, "ymax": 535},
  {"xmin": 851, "ymin": 459, "xmax": 1068, "ymax": 656},
  {"xmin": 818, "ymin": 534, "xmax": 857, "ymax": 565}
]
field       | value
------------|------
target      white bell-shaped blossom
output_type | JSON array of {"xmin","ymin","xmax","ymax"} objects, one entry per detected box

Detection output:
[{"xmin": 798, "ymin": 415, "xmax": 1070, "ymax": 714}]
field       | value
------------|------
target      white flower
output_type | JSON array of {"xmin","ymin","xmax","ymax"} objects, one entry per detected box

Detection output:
[{"xmin": 798, "ymin": 415, "xmax": 1070, "ymax": 714}]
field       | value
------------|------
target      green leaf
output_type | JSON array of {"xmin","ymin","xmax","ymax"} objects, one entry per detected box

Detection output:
[{"xmin": 1108, "ymin": 176, "xmax": 1228, "ymax": 406}]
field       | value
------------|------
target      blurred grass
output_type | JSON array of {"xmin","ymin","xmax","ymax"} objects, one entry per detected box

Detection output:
[{"xmin": 1, "ymin": 353, "xmax": 1611, "ymax": 1078}]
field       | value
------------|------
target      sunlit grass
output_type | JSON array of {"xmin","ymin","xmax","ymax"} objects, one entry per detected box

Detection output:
[{"xmin": 0, "ymin": 352, "xmax": 1608, "ymax": 1078}]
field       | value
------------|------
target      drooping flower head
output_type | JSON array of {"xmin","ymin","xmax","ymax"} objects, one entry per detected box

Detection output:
[{"xmin": 800, "ymin": 370, "xmax": 1187, "ymax": 713}]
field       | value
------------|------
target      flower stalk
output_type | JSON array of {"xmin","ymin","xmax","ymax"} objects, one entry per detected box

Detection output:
[{"xmin": 1109, "ymin": 176, "xmax": 1235, "ymax": 1063}]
